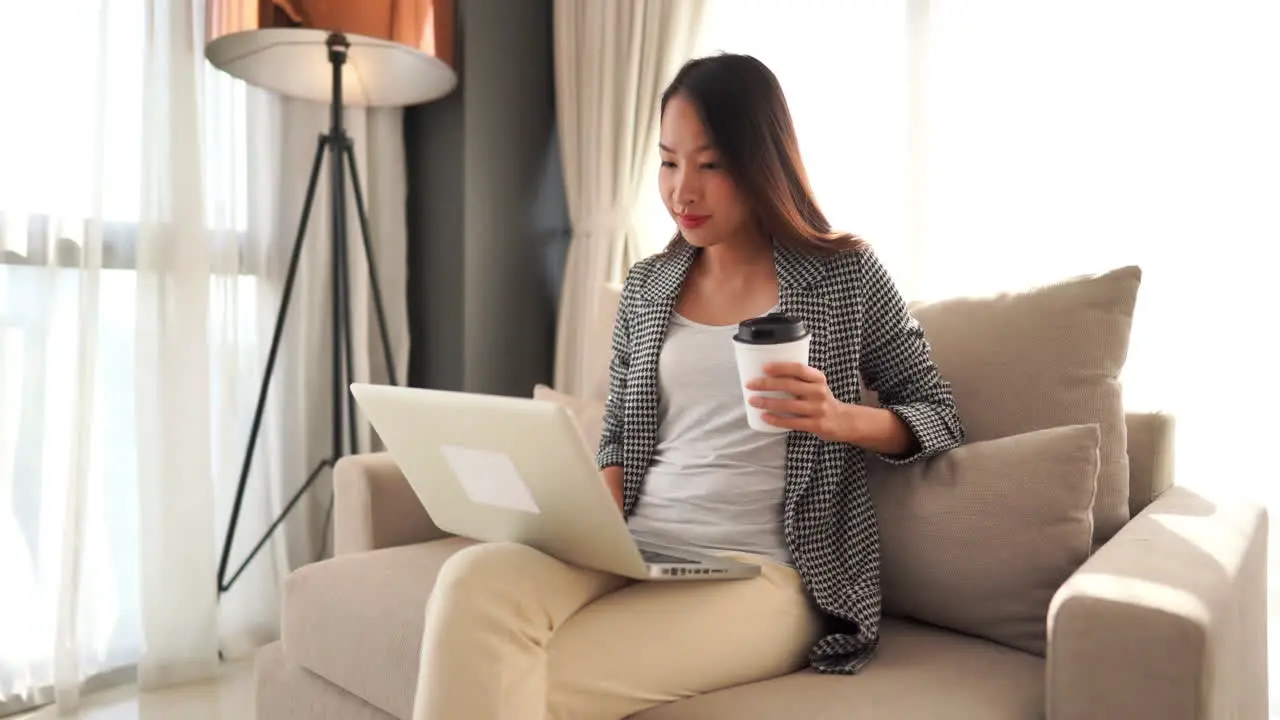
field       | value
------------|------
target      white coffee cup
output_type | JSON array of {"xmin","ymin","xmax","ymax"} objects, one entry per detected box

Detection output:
[{"xmin": 732, "ymin": 313, "xmax": 812, "ymax": 433}]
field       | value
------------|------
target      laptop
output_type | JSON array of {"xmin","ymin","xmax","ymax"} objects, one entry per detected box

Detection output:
[{"xmin": 348, "ymin": 383, "xmax": 761, "ymax": 582}]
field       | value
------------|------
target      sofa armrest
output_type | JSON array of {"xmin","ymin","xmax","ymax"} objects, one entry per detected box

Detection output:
[
  {"xmin": 332, "ymin": 452, "xmax": 452, "ymax": 555},
  {"xmin": 1047, "ymin": 486, "xmax": 1268, "ymax": 720}
]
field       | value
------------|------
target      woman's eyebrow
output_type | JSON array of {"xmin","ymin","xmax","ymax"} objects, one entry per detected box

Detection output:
[{"xmin": 658, "ymin": 142, "xmax": 713, "ymax": 153}]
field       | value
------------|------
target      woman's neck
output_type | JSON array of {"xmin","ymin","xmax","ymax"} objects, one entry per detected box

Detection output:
[{"xmin": 696, "ymin": 234, "xmax": 774, "ymax": 280}]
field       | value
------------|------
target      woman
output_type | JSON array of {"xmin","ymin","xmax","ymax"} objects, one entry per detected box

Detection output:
[{"xmin": 414, "ymin": 54, "xmax": 964, "ymax": 720}]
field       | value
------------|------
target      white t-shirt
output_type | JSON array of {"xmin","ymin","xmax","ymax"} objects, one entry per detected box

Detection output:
[{"xmin": 626, "ymin": 308, "xmax": 793, "ymax": 566}]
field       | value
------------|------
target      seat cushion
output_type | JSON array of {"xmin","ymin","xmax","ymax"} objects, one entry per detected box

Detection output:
[
  {"xmin": 280, "ymin": 537, "xmax": 478, "ymax": 720},
  {"xmin": 630, "ymin": 618, "xmax": 1045, "ymax": 720}
]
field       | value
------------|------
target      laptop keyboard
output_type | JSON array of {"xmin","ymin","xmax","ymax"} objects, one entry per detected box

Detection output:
[{"xmin": 640, "ymin": 548, "xmax": 700, "ymax": 565}]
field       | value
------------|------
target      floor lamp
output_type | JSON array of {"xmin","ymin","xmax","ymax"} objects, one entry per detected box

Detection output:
[{"xmin": 204, "ymin": 0, "xmax": 457, "ymax": 595}]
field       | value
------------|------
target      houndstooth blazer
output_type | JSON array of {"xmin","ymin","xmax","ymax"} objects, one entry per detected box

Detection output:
[{"xmin": 596, "ymin": 238, "xmax": 964, "ymax": 674}]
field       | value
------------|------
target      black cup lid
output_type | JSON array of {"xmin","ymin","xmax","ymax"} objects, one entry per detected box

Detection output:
[{"xmin": 733, "ymin": 312, "xmax": 809, "ymax": 345}]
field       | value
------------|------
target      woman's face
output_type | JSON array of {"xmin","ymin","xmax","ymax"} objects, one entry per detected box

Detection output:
[{"xmin": 658, "ymin": 94, "xmax": 756, "ymax": 249}]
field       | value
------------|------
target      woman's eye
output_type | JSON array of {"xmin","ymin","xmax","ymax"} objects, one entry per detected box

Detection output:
[
  {"xmin": 660, "ymin": 160, "xmax": 676, "ymax": 168},
  {"xmin": 700, "ymin": 162, "xmax": 720, "ymax": 170}
]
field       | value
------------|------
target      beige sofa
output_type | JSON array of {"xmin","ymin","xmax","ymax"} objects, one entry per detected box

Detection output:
[{"xmin": 255, "ymin": 269, "xmax": 1269, "ymax": 719}]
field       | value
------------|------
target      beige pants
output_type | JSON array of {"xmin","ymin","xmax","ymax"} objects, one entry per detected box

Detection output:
[{"xmin": 411, "ymin": 540, "xmax": 823, "ymax": 720}]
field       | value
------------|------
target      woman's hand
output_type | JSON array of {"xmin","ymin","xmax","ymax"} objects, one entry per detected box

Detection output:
[
  {"xmin": 746, "ymin": 362, "xmax": 919, "ymax": 454},
  {"xmin": 745, "ymin": 362, "xmax": 852, "ymax": 442},
  {"xmin": 601, "ymin": 466, "xmax": 625, "ymax": 513}
]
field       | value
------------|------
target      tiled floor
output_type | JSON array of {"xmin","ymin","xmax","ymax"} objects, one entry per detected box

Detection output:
[
  {"xmin": 12, "ymin": 661, "xmax": 254, "ymax": 720},
  {"xmin": 8, "ymin": 652, "xmax": 1280, "ymax": 719}
]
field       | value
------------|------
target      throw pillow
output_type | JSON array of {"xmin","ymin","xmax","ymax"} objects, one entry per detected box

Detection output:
[
  {"xmin": 532, "ymin": 384, "xmax": 607, "ymax": 454},
  {"xmin": 869, "ymin": 423, "xmax": 1101, "ymax": 656},
  {"xmin": 904, "ymin": 265, "xmax": 1140, "ymax": 544}
]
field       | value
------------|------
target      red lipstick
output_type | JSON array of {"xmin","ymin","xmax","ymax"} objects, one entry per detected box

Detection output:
[{"xmin": 677, "ymin": 214, "xmax": 710, "ymax": 229}]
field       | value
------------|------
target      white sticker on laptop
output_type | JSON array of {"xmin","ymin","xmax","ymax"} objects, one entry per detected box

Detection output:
[{"xmin": 439, "ymin": 445, "xmax": 541, "ymax": 514}]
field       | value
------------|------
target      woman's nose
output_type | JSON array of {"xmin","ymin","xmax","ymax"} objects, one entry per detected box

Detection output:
[{"xmin": 672, "ymin": 169, "xmax": 700, "ymax": 208}]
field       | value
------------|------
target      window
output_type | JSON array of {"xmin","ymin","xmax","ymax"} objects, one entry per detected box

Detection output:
[{"xmin": 0, "ymin": 0, "xmax": 258, "ymax": 707}]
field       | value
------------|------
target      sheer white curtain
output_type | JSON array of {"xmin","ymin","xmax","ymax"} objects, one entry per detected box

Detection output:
[
  {"xmin": 649, "ymin": 0, "xmax": 1280, "ymax": 708},
  {"xmin": 552, "ymin": 0, "xmax": 704, "ymax": 398},
  {"xmin": 0, "ymin": 0, "xmax": 409, "ymax": 713},
  {"xmin": 0, "ymin": 0, "xmax": 225, "ymax": 710}
]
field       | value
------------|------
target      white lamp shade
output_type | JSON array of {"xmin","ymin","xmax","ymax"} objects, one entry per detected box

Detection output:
[{"xmin": 205, "ymin": 0, "xmax": 458, "ymax": 107}]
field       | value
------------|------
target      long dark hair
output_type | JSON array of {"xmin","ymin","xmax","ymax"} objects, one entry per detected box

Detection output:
[{"xmin": 660, "ymin": 53, "xmax": 863, "ymax": 255}]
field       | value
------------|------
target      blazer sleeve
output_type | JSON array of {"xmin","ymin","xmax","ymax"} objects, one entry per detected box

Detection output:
[
  {"xmin": 857, "ymin": 247, "xmax": 965, "ymax": 464},
  {"xmin": 595, "ymin": 263, "xmax": 640, "ymax": 470}
]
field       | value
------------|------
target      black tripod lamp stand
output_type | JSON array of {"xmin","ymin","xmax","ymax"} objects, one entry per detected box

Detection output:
[{"xmin": 204, "ymin": 4, "xmax": 457, "ymax": 595}]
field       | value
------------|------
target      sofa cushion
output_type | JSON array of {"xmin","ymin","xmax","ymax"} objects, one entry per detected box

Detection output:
[
  {"xmin": 869, "ymin": 423, "xmax": 1101, "ymax": 655},
  {"xmin": 533, "ymin": 383, "xmax": 607, "ymax": 452},
  {"xmin": 630, "ymin": 617, "xmax": 1044, "ymax": 720},
  {"xmin": 281, "ymin": 537, "xmax": 478, "ymax": 720},
  {"xmin": 905, "ymin": 265, "xmax": 1141, "ymax": 544}
]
